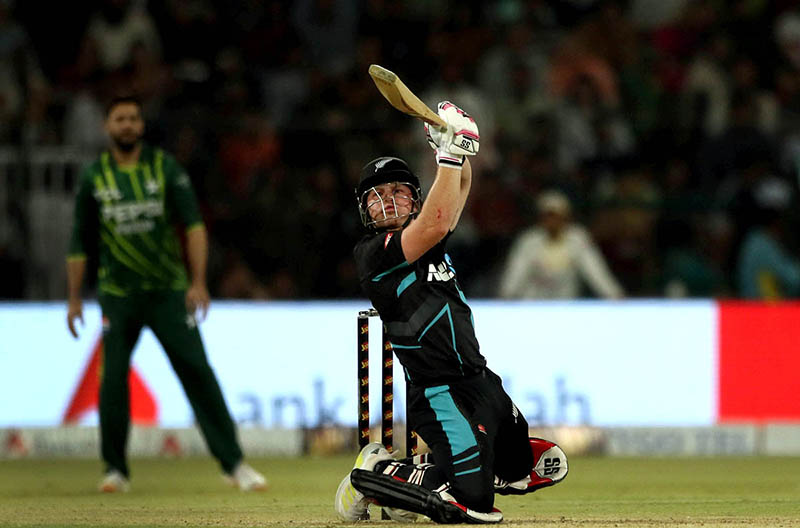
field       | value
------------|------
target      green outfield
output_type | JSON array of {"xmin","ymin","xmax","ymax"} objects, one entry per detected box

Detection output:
[{"xmin": 0, "ymin": 456, "xmax": 798, "ymax": 527}]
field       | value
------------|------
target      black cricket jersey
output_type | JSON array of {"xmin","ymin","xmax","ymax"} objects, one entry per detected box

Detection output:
[{"xmin": 354, "ymin": 229, "xmax": 487, "ymax": 386}]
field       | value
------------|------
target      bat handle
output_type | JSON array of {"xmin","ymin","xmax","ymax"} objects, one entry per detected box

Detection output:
[{"xmin": 429, "ymin": 115, "xmax": 448, "ymax": 131}]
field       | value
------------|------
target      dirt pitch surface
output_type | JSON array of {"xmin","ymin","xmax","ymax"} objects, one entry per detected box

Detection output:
[{"xmin": 0, "ymin": 456, "xmax": 798, "ymax": 527}]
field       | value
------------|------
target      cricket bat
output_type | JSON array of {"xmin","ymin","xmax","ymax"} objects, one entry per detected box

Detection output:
[{"xmin": 368, "ymin": 64, "xmax": 447, "ymax": 130}]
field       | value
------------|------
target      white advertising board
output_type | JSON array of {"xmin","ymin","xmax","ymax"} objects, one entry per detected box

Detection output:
[{"xmin": 0, "ymin": 300, "xmax": 716, "ymax": 428}]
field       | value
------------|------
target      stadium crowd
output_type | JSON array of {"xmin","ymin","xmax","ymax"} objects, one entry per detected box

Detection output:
[{"xmin": 3, "ymin": 0, "xmax": 800, "ymax": 300}]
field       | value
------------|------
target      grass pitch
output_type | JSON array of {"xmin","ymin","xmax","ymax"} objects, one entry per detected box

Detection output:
[{"xmin": 0, "ymin": 456, "xmax": 798, "ymax": 527}]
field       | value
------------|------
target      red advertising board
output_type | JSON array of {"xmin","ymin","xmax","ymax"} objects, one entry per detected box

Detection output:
[{"xmin": 718, "ymin": 302, "xmax": 800, "ymax": 422}]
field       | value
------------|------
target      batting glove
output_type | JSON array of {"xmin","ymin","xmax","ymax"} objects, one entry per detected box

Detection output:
[{"xmin": 425, "ymin": 101, "xmax": 480, "ymax": 168}]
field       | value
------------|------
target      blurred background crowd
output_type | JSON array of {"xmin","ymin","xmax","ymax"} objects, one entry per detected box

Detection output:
[{"xmin": 3, "ymin": 0, "xmax": 800, "ymax": 301}]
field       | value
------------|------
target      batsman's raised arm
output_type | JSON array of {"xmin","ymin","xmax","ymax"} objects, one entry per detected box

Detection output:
[
  {"xmin": 401, "ymin": 102, "xmax": 479, "ymax": 263},
  {"xmin": 449, "ymin": 156, "xmax": 472, "ymax": 231}
]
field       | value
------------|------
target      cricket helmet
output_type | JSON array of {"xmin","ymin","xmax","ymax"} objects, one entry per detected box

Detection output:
[{"xmin": 356, "ymin": 157, "xmax": 423, "ymax": 230}]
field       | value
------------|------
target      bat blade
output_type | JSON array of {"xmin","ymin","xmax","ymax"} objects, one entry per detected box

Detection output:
[{"xmin": 368, "ymin": 64, "xmax": 447, "ymax": 130}]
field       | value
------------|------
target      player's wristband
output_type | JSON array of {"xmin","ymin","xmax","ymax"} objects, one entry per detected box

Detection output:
[{"xmin": 435, "ymin": 150, "xmax": 465, "ymax": 168}]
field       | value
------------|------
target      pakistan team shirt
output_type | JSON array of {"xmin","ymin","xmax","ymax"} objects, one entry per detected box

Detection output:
[
  {"xmin": 354, "ymin": 230, "xmax": 487, "ymax": 386},
  {"xmin": 68, "ymin": 145, "xmax": 202, "ymax": 296}
]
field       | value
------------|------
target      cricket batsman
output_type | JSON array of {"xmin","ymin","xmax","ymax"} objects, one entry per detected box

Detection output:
[{"xmin": 335, "ymin": 102, "xmax": 568, "ymax": 523}]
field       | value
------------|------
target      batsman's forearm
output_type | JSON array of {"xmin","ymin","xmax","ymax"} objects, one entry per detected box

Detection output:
[
  {"xmin": 461, "ymin": 158, "xmax": 472, "ymax": 193},
  {"xmin": 417, "ymin": 165, "xmax": 462, "ymax": 232},
  {"xmin": 449, "ymin": 158, "xmax": 472, "ymax": 231},
  {"xmin": 66, "ymin": 257, "xmax": 87, "ymax": 300},
  {"xmin": 185, "ymin": 225, "xmax": 208, "ymax": 286}
]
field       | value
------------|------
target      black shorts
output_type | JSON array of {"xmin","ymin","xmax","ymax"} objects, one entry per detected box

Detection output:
[{"xmin": 408, "ymin": 368, "xmax": 533, "ymax": 511}]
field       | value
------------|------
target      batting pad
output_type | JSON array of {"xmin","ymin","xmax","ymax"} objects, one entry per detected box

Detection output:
[{"xmin": 350, "ymin": 469, "xmax": 500, "ymax": 524}]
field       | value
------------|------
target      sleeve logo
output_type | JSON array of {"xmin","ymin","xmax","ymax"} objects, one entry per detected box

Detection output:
[{"xmin": 427, "ymin": 261, "xmax": 455, "ymax": 282}]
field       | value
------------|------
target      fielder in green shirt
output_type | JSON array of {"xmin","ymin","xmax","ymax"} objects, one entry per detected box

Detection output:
[{"xmin": 66, "ymin": 95, "xmax": 267, "ymax": 493}]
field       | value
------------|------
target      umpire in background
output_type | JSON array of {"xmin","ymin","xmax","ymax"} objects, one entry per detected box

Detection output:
[{"xmin": 65, "ymin": 95, "xmax": 266, "ymax": 493}]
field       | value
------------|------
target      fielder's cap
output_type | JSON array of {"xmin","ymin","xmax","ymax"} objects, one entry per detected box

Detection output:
[
  {"xmin": 537, "ymin": 189, "xmax": 571, "ymax": 215},
  {"xmin": 357, "ymin": 157, "xmax": 421, "ymax": 202}
]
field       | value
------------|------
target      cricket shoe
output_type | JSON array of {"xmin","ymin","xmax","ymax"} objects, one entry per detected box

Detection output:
[
  {"xmin": 494, "ymin": 437, "xmax": 568, "ymax": 495},
  {"xmin": 98, "ymin": 469, "xmax": 130, "ymax": 493},
  {"xmin": 225, "ymin": 462, "xmax": 268, "ymax": 491},
  {"xmin": 334, "ymin": 442, "xmax": 394, "ymax": 521}
]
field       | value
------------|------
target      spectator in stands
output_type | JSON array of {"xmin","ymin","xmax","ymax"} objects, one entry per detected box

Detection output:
[
  {"xmin": 62, "ymin": 83, "xmax": 107, "ymax": 152},
  {"xmin": 658, "ymin": 218, "xmax": 725, "ymax": 298},
  {"xmin": 737, "ymin": 206, "xmax": 800, "ymax": 300},
  {"xmin": 719, "ymin": 152, "xmax": 791, "ymax": 280},
  {"xmin": 80, "ymin": 0, "xmax": 161, "ymax": 74},
  {"xmin": 679, "ymin": 32, "xmax": 732, "ymax": 139},
  {"xmin": 729, "ymin": 55, "xmax": 779, "ymax": 136},
  {"xmin": 478, "ymin": 22, "xmax": 552, "ymax": 130},
  {"xmin": 0, "ymin": 203, "xmax": 25, "ymax": 298},
  {"xmin": 498, "ymin": 189, "xmax": 624, "ymax": 299},
  {"xmin": 775, "ymin": 10, "xmax": 800, "ymax": 72},
  {"xmin": 552, "ymin": 73, "xmax": 635, "ymax": 175},
  {"xmin": 215, "ymin": 250, "xmax": 270, "ymax": 299},
  {"xmin": 292, "ymin": 0, "xmax": 358, "ymax": 76},
  {"xmin": 590, "ymin": 163, "xmax": 662, "ymax": 294},
  {"xmin": 0, "ymin": 0, "xmax": 49, "ymax": 143}
]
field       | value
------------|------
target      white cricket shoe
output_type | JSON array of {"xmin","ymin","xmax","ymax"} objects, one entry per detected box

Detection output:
[
  {"xmin": 98, "ymin": 470, "xmax": 129, "ymax": 493},
  {"xmin": 334, "ymin": 442, "xmax": 394, "ymax": 521},
  {"xmin": 226, "ymin": 462, "xmax": 268, "ymax": 491}
]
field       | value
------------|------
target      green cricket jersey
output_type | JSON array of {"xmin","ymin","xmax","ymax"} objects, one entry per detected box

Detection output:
[{"xmin": 68, "ymin": 144, "xmax": 203, "ymax": 296}]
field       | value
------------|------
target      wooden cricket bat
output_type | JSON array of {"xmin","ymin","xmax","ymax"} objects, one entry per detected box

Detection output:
[{"xmin": 368, "ymin": 64, "xmax": 447, "ymax": 130}]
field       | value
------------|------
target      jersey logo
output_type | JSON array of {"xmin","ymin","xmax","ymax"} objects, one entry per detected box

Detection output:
[
  {"xmin": 144, "ymin": 178, "xmax": 160, "ymax": 195},
  {"xmin": 93, "ymin": 187, "xmax": 123, "ymax": 202},
  {"xmin": 427, "ymin": 261, "xmax": 455, "ymax": 282},
  {"xmin": 384, "ymin": 232, "xmax": 393, "ymax": 249}
]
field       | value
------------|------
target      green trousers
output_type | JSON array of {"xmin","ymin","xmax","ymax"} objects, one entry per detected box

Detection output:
[{"xmin": 98, "ymin": 290, "xmax": 242, "ymax": 477}]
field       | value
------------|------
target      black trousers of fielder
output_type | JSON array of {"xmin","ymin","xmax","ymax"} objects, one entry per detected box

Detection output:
[{"xmin": 98, "ymin": 290, "xmax": 242, "ymax": 477}]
